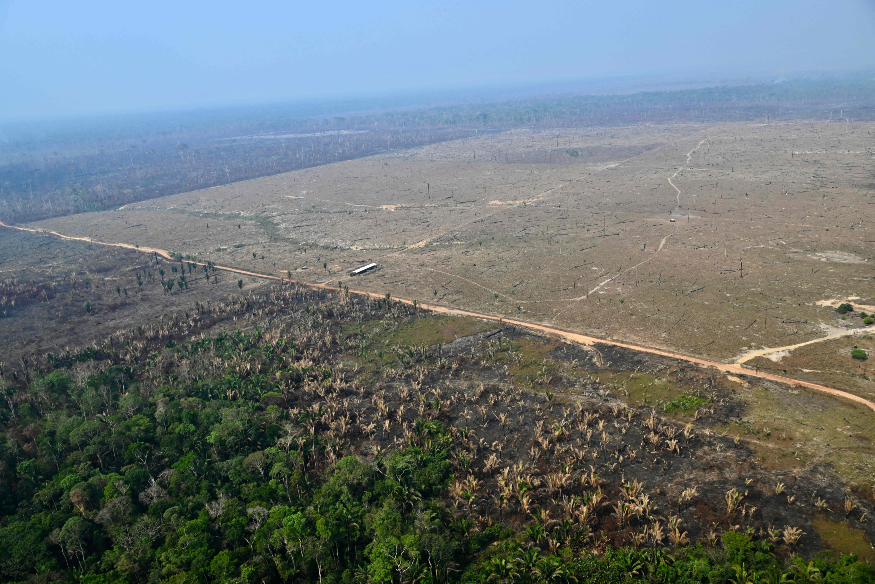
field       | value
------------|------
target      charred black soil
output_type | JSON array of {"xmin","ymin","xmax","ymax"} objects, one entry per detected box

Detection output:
[{"xmin": 3, "ymin": 253, "xmax": 872, "ymax": 561}]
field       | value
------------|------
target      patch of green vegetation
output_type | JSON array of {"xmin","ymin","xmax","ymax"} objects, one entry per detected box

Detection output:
[
  {"xmin": 242, "ymin": 214, "xmax": 282, "ymax": 240},
  {"xmin": 852, "ymin": 349, "xmax": 868, "ymax": 360},
  {"xmin": 837, "ymin": 303, "xmax": 854, "ymax": 314},
  {"xmin": 503, "ymin": 338, "xmax": 561, "ymax": 386},
  {"xmin": 813, "ymin": 517, "xmax": 875, "ymax": 563},
  {"xmin": 734, "ymin": 384, "xmax": 875, "ymax": 485},
  {"xmin": 661, "ymin": 391, "xmax": 710, "ymax": 414},
  {"xmin": 596, "ymin": 371, "xmax": 706, "ymax": 415},
  {"xmin": 351, "ymin": 314, "xmax": 495, "ymax": 373},
  {"xmin": 382, "ymin": 314, "xmax": 494, "ymax": 348}
]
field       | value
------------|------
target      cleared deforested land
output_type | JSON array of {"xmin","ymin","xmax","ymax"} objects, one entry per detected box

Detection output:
[
  {"xmin": 7, "ymin": 101, "xmax": 875, "ymax": 579},
  {"xmin": 29, "ymin": 120, "xmax": 875, "ymax": 383}
]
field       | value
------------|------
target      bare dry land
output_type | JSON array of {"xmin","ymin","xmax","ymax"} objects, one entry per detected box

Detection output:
[
  {"xmin": 3, "ymin": 216, "xmax": 875, "ymax": 569},
  {"xmin": 0, "ymin": 229, "xmax": 267, "ymax": 369},
  {"xmin": 29, "ymin": 120, "xmax": 875, "ymax": 372}
]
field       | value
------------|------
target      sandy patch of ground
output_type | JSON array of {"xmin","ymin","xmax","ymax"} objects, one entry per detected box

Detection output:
[
  {"xmin": 735, "ymin": 323, "xmax": 869, "ymax": 364},
  {"xmin": 817, "ymin": 298, "xmax": 875, "ymax": 313},
  {"xmin": 27, "ymin": 121, "xmax": 875, "ymax": 363},
  {"xmin": 813, "ymin": 251, "xmax": 869, "ymax": 263}
]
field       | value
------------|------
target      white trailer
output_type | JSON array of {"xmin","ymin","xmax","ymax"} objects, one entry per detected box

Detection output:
[{"xmin": 349, "ymin": 263, "xmax": 377, "ymax": 276}]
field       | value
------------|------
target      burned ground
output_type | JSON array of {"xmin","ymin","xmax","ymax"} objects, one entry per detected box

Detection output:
[
  {"xmin": 3, "ymin": 270, "xmax": 873, "ymax": 564},
  {"xmin": 0, "ymin": 229, "xmax": 265, "ymax": 373}
]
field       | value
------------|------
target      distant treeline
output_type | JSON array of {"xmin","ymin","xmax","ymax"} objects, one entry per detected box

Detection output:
[
  {"xmin": 0, "ymin": 127, "xmax": 479, "ymax": 225},
  {"xmin": 373, "ymin": 78, "xmax": 875, "ymax": 127},
  {"xmin": 1, "ymin": 79, "xmax": 873, "ymax": 225}
]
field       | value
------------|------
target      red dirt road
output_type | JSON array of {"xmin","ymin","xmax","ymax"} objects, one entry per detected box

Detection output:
[{"xmin": 4, "ymin": 220, "xmax": 874, "ymax": 414}]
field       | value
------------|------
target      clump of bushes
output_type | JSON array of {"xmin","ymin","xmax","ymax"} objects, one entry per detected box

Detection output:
[
  {"xmin": 836, "ymin": 303, "xmax": 854, "ymax": 314},
  {"xmin": 661, "ymin": 391, "xmax": 710, "ymax": 414},
  {"xmin": 851, "ymin": 348, "xmax": 868, "ymax": 360}
]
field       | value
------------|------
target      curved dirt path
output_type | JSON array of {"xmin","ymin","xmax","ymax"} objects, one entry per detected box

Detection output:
[
  {"xmin": 551, "ymin": 141, "xmax": 706, "ymax": 315},
  {"xmin": 4, "ymin": 220, "xmax": 875, "ymax": 414},
  {"xmin": 423, "ymin": 267, "xmax": 515, "ymax": 301},
  {"xmin": 372, "ymin": 131, "xmax": 712, "ymax": 304},
  {"xmin": 734, "ymin": 325, "xmax": 870, "ymax": 364},
  {"xmin": 0, "ymin": 221, "xmax": 175, "ymax": 260},
  {"xmin": 669, "ymin": 138, "xmax": 708, "ymax": 211},
  {"xmin": 383, "ymin": 184, "xmax": 564, "ymax": 258}
]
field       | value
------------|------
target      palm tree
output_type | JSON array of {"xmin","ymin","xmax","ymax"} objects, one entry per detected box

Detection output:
[
  {"xmin": 494, "ymin": 493, "xmax": 507, "ymax": 524},
  {"xmin": 729, "ymin": 563, "xmax": 760, "ymax": 584},
  {"xmin": 515, "ymin": 548, "xmax": 540, "ymax": 583},
  {"xmin": 613, "ymin": 550, "xmax": 645, "ymax": 579},
  {"xmin": 525, "ymin": 523, "xmax": 545, "ymax": 546},
  {"xmin": 488, "ymin": 557, "xmax": 519, "ymax": 584},
  {"xmin": 759, "ymin": 566, "xmax": 791, "ymax": 584},
  {"xmin": 790, "ymin": 559, "xmax": 822, "ymax": 583},
  {"xmin": 536, "ymin": 556, "xmax": 572, "ymax": 583}
]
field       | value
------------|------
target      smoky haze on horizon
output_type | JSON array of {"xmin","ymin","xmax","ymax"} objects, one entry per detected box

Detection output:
[{"xmin": 1, "ymin": 0, "xmax": 874, "ymax": 122}]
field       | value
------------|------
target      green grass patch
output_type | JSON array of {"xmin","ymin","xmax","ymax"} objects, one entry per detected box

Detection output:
[
  {"xmin": 732, "ymin": 384, "xmax": 875, "ymax": 485},
  {"xmin": 595, "ymin": 372, "xmax": 706, "ymax": 415},
  {"xmin": 661, "ymin": 392, "xmax": 710, "ymax": 414},
  {"xmin": 349, "ymin": 314, "xmax": 495, "ymax": 373},
  {"xmin": 503, "ymin": 338, "xmax": 561, "ymax": 386},
  {"xmin": 813, "ymin": 517, "xmax": 875, "ymax": 563},
  {"xmin": 381, "ymin": 314, "xmax": 495, "ymax": 348}
]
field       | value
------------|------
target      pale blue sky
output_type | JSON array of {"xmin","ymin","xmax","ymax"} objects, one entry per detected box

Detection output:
[{"xmin": 1, "ymin": 0, "xmax": 874, "ymax": 121}]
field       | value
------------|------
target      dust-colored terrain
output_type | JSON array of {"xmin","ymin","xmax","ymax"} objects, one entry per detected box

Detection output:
[
  {"xmin": 28, "ymin": 120, "xmax": 875, "ymax": 371},
  {"xmin": 8, "ymin": 218, "xmax": 874, "ymax": 418},
  {"xmin": 0, "ymin": 229, "xmax": 267, "ymax": 369}
]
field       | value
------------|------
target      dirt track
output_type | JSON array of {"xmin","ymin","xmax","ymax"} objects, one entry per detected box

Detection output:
[
  {"xmin": 734, "ymin": 325, "xmax": 870, "ymax": 364},
  {"xmin": 3, "ymin": 220, "xmax": 874, "ymax": 414}
]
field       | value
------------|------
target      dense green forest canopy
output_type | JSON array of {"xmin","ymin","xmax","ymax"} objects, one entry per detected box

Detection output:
[{"xmin": 1, "ymin": 283, "xmax": 874, "ymax": 583}]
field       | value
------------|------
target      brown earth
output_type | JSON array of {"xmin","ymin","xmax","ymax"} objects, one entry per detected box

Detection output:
[
  {"xmin": 0, "ymin": 228, "xmax": 267, "ymax": 370},
  {"xmin": 3, "ymin": 227, "xmax": 875, "ymax": 558},
  {"xmin": 25, "ymin": 121, "xmax": 875, "ymax": 369}
]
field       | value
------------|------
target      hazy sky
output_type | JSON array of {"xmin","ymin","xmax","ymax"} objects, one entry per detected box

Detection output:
[{"xmin": 2, "ymin": 0, "xmax": 874, "ymax": 121}]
